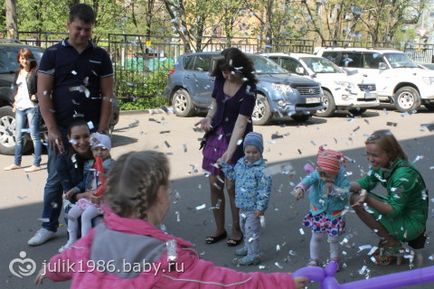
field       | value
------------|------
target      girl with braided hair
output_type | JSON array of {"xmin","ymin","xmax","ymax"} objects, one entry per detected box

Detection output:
[{"xmin": 36, "ymin": 150, "xmax": 308, "ymax": 289}]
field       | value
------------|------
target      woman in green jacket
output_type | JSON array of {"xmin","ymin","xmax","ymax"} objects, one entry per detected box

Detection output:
[{"xmin": 350, "ymin": 130, "xmax": 428, "ymax": 265}]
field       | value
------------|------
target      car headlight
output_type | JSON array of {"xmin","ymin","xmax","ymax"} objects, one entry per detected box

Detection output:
[
  {"xmin": 335, "ymin": 81, "xmax": 355, "ymax": 90},
  {"xmin": 271, "ymin": 83, "xmax": 294, "ymax": 95},
  {"xmin": 422, "ymin": 77, "xmax": 434, "ymax": 85}
]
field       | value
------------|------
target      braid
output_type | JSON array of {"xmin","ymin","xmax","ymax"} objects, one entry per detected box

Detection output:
[{"xmin": 104, "ymin": 150, "xmax": 169, "ymax": 219}]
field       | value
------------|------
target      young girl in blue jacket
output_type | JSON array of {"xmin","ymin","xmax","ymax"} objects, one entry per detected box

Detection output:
[{"xmin": 292, "ymin": 146, "xmax": 350, "ymax": 270}]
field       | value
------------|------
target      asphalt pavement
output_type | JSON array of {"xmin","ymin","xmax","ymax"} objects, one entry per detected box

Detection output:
[{"xmin": 1, "ymin": 107, "xmax": 434, "ymax": 289}]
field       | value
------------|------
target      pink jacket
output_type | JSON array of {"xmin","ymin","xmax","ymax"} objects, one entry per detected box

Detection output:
[{"xmin": 46, "ymin": 209, "xmax": 297, "ymax": 289}]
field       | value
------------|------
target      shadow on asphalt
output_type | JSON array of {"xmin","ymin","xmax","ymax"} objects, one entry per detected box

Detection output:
[{"xmin": 2, "ymin": 134, "xmax": 434, "ymax": 289}]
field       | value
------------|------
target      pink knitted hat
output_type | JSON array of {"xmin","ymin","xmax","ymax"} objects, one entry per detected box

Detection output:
[{"xmin": 316, "ymin": 146, "xmax": 343, "ymax": 174}]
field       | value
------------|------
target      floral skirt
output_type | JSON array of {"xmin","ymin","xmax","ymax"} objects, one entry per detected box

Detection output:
[
  {"xmin": 303, "ymin": 211, "xmax": 345, "ymax": 237},
  {"xmin": 76, "ymin": 198, "xmax": 103, "ymax": 214}
]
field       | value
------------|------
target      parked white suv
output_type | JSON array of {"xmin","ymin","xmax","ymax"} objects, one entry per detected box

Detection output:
[
  {"xmin": 262, "ymin": 53, "xmax": 379, "ymax": 116},
  {"xmin": 316, "ymin": 47, "xmax": 434, "ymax": 112}
]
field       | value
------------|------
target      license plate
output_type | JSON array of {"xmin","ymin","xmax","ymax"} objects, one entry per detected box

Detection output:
[
  {"xmin": 364, "ymin": 92, "xmax": 374, "ymax": 98},
  {"xmin": 306, "ymin": 97, "xmax": 320, "ymax": 104}
]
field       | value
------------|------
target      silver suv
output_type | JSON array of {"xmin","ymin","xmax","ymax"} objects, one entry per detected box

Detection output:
[{"xmin": 164, "ymin": 52, "xmax": 323, "ymax": 125}]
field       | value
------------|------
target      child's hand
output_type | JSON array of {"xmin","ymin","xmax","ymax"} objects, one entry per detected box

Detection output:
[
  {"xmin": 34, "ymin": 266, "xmax": 46, "ymax": 285},
  {"xmin": 294, "ymin": 276, "xmax": 309, "ymax": 289},
  {"xmin": 291, "ymin": 187, "xmax": 304, "ymax": 200},
  {"xmin": 198, "ymin": 117, "xmax": 212, "ymax": 132},
  {"xmin": 255, "ymin": 210, "xmax": 264, "ymax": 217}
]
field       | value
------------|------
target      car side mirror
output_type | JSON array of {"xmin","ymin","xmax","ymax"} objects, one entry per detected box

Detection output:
[
  {"xmin": 378, "ymin": 62, "xmax": 387, "ymax": 70},
  {"xmin": 295, "ymin": 66, "xmax": 305, "ymax": 75}
]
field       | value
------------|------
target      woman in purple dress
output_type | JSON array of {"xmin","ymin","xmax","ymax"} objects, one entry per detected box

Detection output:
[{"xmin": 200, "ymin": 48, "xmax": 257, "ymax": 246}]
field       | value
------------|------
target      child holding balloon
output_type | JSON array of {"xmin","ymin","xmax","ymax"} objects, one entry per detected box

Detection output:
[{"xmin": 291, "ymin": 146, "xmax": 350, "ymax": 269}]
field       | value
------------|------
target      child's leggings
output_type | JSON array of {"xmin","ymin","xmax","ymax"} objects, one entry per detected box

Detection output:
[
  {"xmin": 310, "ymin": 232, "xmax": 340, "ymax": 261},
  {"xmin": 67, "ymin": 204, "xmax": 100, "ymax": 242},
  {"xmin": 239, "ymin": 210, "xmax": 261, "ymax": 257}
]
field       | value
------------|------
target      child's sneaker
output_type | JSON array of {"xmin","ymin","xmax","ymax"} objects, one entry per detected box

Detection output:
[
  {"xmin": 235, "ymin": 247, "xmax": 248, "ymax": 257},
  {"xmin": 58, "ymin": 240, "xmax": 75, "ymax": 253},
  {"xmin": 235, "ymin": 255, "xmax": 261, "ymax": 266},
  {"xmin": 307, "ymin": 259, "xmax": 321, "ymax": 267}
]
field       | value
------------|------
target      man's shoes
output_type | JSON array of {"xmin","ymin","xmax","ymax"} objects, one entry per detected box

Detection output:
[
  {"xmin": 4, "ymin": 164, "xmax": 21, "ymax": 171},
  {"xmin": 24, "ymin": 165, "xmax": 42, "ymax": 173},
  {"xmin": 28, "ymin": 228, "xmax": 56, "ymax": 246}
]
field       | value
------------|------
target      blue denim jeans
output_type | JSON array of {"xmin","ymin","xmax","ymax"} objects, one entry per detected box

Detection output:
[
  {"xmin": 41, "ymin": 128, "xmax": 68, "ymax": 232},
  {"xmin": 14, "ymin": 107, "xmax": 42, "ymax": 166}
]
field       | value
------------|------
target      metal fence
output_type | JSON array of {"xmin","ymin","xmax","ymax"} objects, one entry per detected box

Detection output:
[{"xmin": 107, "ymin": 34, "xmax": 316, "ymax": 99}]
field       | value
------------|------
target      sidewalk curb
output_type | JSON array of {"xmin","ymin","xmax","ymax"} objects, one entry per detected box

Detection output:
[{"xmin": 120, "ymin": 107, "xmax": 172, "ymax": 115}]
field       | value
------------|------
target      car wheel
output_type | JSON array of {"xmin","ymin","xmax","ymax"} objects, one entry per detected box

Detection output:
[
  {"xmin": 393, "ymin": 86, "xmax": 421, "ymax": 112},
  {"xmin": 315, "ymin": 90, "xmax": 335, "ymax": 117},
  {"xmin": 291, "ymin": 114, "xmax": 312, "ymax": 122},
  {"xmin": 424, "ymin": 103, "xmax": 434, "ymax": 111},
  {"xmin": 171, "ymin": 88, "xmax": 195, "ymax": 117},
  {"xmin": 349, "ymin": 108, "xmax": 367, "ymax": 116},
  {"xmin": 252, "ymin": 94, "xmax": 272, "ymax": 125},
  {"xmin": 0, "ymin": 106, "xmax": 17, "ymax": 155}
]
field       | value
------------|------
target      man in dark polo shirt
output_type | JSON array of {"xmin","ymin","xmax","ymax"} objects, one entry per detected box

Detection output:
[{"xmin": 28, "ymin": 3, "xmax": 114, "ymax": 246}]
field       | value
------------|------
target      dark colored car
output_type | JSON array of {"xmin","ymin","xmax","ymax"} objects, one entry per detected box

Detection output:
[
  {"xmin": 164, "ymin": 52, "xmax": 323, "ymax": 125},
  {"xmin": 0, "ymin": 40, "xmax": 119, "ymax": 155}
]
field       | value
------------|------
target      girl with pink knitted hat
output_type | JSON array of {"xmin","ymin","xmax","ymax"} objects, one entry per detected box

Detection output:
[{"xmin": 291, "ymin": 146, "xmax": 350, "ymax": 270}]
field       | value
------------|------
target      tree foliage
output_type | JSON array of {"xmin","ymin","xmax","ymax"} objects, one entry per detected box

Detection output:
[{"xmin": 2, "ymin": 0, "xmax": 430, "ymax": 46}]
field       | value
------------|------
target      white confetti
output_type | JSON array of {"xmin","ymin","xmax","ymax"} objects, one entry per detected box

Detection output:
[
  {"xmin": 274, "ymin": 262, "xmax": 283, "ymax": 269},
  {"xmin": 38, "ymin": 218, "xmax": 49, "ymax": 223},
  {"xmin": 175, "ymin": 211, "xmax": 180, "ymax": 222},
  {"xmin": 412, "ymin": 155, "xmax": 424, "ymax": 163},
  {"xmin": 71, "ymin": 70, "xmax": 77, "ymax": 75},
  {"xmin": 236, "ymin": 139, "xmax": 243, "ymax": 145},
  {"xmin": 195, "ymin": 204, "xmax": 206, "ymax": 211},
  {"xmin": 299, "ymin": 228, "xmax": 305, "ymax": 235},
  {"xmin": 358, "ymin": 265, "xmax": 368, "ymax": 275},
  {"xmin": 276, "ymin": 244, "xmax": 281, "ymax": 252}
]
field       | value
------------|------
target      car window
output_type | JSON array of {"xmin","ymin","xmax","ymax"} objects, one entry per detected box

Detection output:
[
  {"xmin": 322, "ymin": 52, "xmax": 341, "ymax": 65},
  {"xmin": 383, "ymin": 53, "xmax": 418, "ymax": 68},
  {"xmin": 363, "ymin": 52, "xmax": 383, "ymax": 69},
  {"xmin": 0, "ymin": 46, "xmax": 44, "ymax": 73},
  {"xmin": 250, "ymin": 55, "xmax": 288, "ymax": 74},
  {"xmin": 339, "ymin": 52, "xmax": 362, "ymax": 68},
  {"xmin": 183, "ymin": 55, "xmax": 194, "ymax": 70},
  {"xmin": 192, "ymin": 55, "xmax": 212, "ymax": 72},
  {"xmin": 280, "ymin": 58, "xmax": 301, "ymax": 73},
  {"xmin": 301, "ymin": 57, "xmax": 342, "ymax": 73}
]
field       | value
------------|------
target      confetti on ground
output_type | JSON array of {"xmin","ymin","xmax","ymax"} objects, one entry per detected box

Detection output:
[
  {"xmin": 299, "ymin": 228, "xmax": 305, "ymax": 235},
  {"xmin": 148, "ymin": 118, "xmax": 161, "ymax": 123},
  {"xmin": 195, "ymin": 204, "xmax": 206, "ymax": 211},
  {"xmin": 38, "ymin": 218, "xmax": 49, "ymax": 223},
  {"xmin": 274, "ymin": 262, "xmax": 283, "ymax": 269},
  {"xmin": 160, "ymin": 130, "xmax": 171, "ymax": 134},
  {"xmin": 353, "ymin": 126, "xmax": 360, "ymax": 132},
  {"xmin": 128, "ymin": 120, "xmax": 140, "ymax": 127},
  {"xmin": 386, "ymin": 121, "xmax": 397, "ymax": 127},
  {"xmin": 297, "ymin": 149, "xmax": 302, "ymax": 155},
  {"xmin": 164, "ymin": 141, "xmax": 171, "ymax": 148}
]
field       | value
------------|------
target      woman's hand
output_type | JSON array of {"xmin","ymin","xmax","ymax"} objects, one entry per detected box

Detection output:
[
  {"xmin": 199, "ymin": 117, "xmax": 213, "ymax": 132},
  {"xmin": 64, "ymin": 188, "xmax": 79, "ymax": 200},
  {"xmin": 218, "ymin": 151, "xmax": 233, "ymax": 164},
  {"xmin": 351, "ymin": 189, "xmax": 368, "ymax": 207},
  {"xmin": 90, "ymin": 193, "xmax": 102, "ymax": 204}
]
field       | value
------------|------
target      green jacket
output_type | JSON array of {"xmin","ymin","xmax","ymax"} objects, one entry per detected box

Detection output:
[{"xmin": 357, "ymin": 159, "xmax": 428, "ymax": 241}]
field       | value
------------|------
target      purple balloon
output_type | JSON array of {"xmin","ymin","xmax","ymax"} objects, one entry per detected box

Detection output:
[{"xmin": 293, "ymin": 263, "xmax": 434, "ymax": 289}]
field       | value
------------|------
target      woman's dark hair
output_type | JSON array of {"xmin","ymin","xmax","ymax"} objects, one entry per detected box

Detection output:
[
  {"xmin": 69, "ymin": 3, "xmax": 96, "ymax": 24},
  {"xmin": 67, "ymin": 118, "xmax": 89, "ymax": 136},
  {"xmin": 211, "ymin": 47, "xmax": 257, "ymax": 84},
  {"xmin": 16, "ymin": 48, "xmax": 37, "ymax": 71}
]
